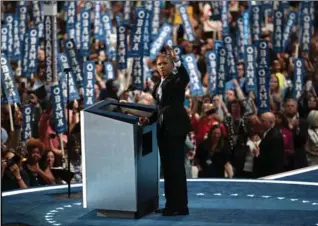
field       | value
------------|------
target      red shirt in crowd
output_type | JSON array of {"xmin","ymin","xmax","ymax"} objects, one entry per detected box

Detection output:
[{"xmin": 191, "ymin": 115, "xmax": 227, "ymax": 146}]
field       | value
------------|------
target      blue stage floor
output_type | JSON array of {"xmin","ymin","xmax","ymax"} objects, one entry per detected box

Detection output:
[{"xmin": 3, "ymin": 168, "xmax": 318, "ymax": 226}]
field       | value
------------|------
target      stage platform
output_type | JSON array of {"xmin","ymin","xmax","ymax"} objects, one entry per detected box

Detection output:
[{"xmin": 3, "ymin": 166, "xmax": 318, "ymax": 226}]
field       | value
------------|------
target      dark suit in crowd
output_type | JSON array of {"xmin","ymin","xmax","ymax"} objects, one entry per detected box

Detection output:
[
  {"xmin": 292, "ymin": 118, "xmax": 309, "ymax": 169},
  {"xmin": 149, "ymin": 62, "xmax": 192, "ymax": 212},
  {"xmin": 254, "ymin": 127, "xmax": 285, "ymax": 177}
]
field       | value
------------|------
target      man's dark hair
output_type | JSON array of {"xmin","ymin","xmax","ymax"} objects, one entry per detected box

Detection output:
[
  {"xmin": 155, "ymin": 54, "xmax": 173, "ymax": 64},
  {"xmin": 237, "ymin": 61, "xmax": 245, "ymax": 68}
]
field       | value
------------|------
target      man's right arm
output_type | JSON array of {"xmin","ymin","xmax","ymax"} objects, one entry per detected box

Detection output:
[
  {"xmin": 175, "ymin": 62, "xmax": 190, "ymax": 86},
  {"xmin": 148, "ymin": 110, "xmax": 158, "ymax": 124}
]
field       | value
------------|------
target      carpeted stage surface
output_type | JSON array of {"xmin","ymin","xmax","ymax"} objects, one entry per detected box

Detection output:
[{"xmin": 3, "ymin": 173, "xmax": 318, "ymax": 226}]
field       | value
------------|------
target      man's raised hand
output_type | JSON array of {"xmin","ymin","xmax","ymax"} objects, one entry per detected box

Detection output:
[{"xmin": 164, "ymin": 45, "xmax": 178, "ymax": 63}]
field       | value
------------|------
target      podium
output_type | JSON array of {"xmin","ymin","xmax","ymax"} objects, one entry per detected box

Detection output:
[{"xmin": 80, "ymin": 100, "xmax": 159, "ymax": 219}]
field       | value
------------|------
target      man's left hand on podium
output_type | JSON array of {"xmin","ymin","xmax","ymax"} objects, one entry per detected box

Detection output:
[{"xmin": 138, "ymin": 117, "xmax": 149, "ymax": 126}]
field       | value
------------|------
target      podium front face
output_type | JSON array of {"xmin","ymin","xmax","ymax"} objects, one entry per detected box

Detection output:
[{"xmin": 80, "ymin": 100, "xmax": 159, "ymax": 219}]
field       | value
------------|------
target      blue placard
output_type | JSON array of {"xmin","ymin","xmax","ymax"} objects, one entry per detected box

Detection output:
[
  {"xmin": 216, "ymin": 47, "xmax": 227, "ymax": 94},
  {"xmin": 251, "ymin": 5, "xmax": 262, "ymax": 43},
  {"xmin": 17, "ymin": 4, "xmax": 28, "ymax": 43},
  {"xmin": 104, "ymin": 62, "xmax": 115, "ymax": 80},
  {"xmin": 293, "ymin": 58, "xmax": 304, "ymax": 99},
  {"xmin": 182, "ymin": 54, "xmax": 204, "ymax": 96},
  {"xmin": 1, "ymin": 55, "xmax": 21, "ymax": 103},
  {"xmin": 149, "ymin": 23, "xmax": 173, "ymax": 60},
  {"xmin": 282, "ymin": 11, "xmax": 297, "ymax": 51},
  {"xmin": 116, "ymin": 24, "xmax": 128, "ymax": 70},
  {"xmin": 256, "ymin": 67, "xmax": 270, "ymax": 114},
  {"xmin": 256, "ymin": 40, "xmax": 270, "ymax": 68},
  {"xmin": 80, "ymin": 9, "xmax": 91, "ymax": 57},
  {"xmin": 151, "ymin": 0, "xmax": 161, "ymax": 40},
  {"xmin": 51, "ymin": 84, "xmax": 67, "ymax": 134},
  {"xmin": 272, "ymin": 9, "xmax": 284, "ymax": 53},
  {"xmin": 223, "ymin": 35, "xmax": 237, "ymax": 80},
  {"xmin": 4, "ymin": 14, "xmax": 14, "ymax": 57},
  {"xmin": 143, "ymin": 10, "xmax": 152, "ymax": 56},
  {"xmin": 64, "ymin": 39, "xmax": 83, "ymax": 87},
  {"xmin": 22, "ymin": 104, "xmax": 34, "ymax": 141},
  {"xmin": 58, "ymin": 53, "xmax": 80, "ymax": 102},
  {"xmin": 131, "ymin": 57, "xmax": 144, "ymax": 90},
  {"xmin": 205, "ymin": 50, "xmax": 217, "ymax": 96},
  {"xmin": 129, "ymin": 7, "xmax": 147, "ymax": 57},
  {"xmin": 177, "ymin": 4, "xmax": 196, "ymax": 42},
  {"xmin": 83, "ymin": 61, "xmax": 96, "ymax": 108},
  {"xmin": 244, "ymin": 45, "xmax": 257, "ymax": 93},
  {"xmin": 66, "ymin": 1, "xmax": 76, "ymax": 40},
  {"xmin": 28, "ymin": 28, "xmax": 39, "ymax": 75},
  {"xmin": 12, "ymin": 15, "xmax": 22, "ymax": 61},
  {"xmin": 94, "ymin": 1, "xmax": 103, "ymax": 40}
]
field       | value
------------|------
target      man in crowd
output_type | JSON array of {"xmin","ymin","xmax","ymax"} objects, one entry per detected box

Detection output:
[{"xmin": 254, "ymin": 112, "xmax": 285, "ymax": 177}]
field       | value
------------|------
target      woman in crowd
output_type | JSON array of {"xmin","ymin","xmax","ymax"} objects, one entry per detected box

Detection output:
[
  {"xmin": 270, "ymin": 74, "xmax": 284, "ymax": 112},
  {"xmin": 39, "ymin": 150, "xmax": 58, "ymax": 184},
  {"xmin": 194, "ymin": 125, "xmax": 233, "ymax": 178},
  {"xmin": 298, "ymin": 87, "xmax": 318, "ymax": 118},
  {"xmin": 192, "ymin": 102, "xmax": 226, "ymax": 147},
  {"xmin": 232, "ymin": 115, "xmax": 262, "ymax": 178},
  {"xmin": 23, "ymin": 138, "xmax": 55, "ymax": 186}
]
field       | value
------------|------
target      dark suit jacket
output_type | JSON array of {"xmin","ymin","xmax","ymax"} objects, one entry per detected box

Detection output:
[
  {"xmin": 292, "ymin": 118, "xmax": 309, "ymax": 168},
  {"xmin": 254, "ymin": 127, "xmax": 285, "ymax": 178},
  {"xmin": 149, "ymin": 63, "xmax": 192, "ymax": 137}
]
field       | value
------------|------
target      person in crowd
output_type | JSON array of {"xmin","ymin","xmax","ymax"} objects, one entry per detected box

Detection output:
[
  {"xmin": 297, "ymin": 82, "xmax": 318, "ymax": 118},
  {"xmin": 254, "ymin": 112, "xmax": 285, "ymax": 177},
  {"xmin": 23, "ymin": 138, "xmax": 55, "ymax": 186},
  {"xmin": 47, "ymin": 120, "xmax": 66, "ymax": 167},
  {"xmin": 306, "ymin": 110, "xmax": 318, "ymax": 166},
  {"xmin": 139, "ymin": 45, "xmax": 191, "ymax": 216},
  {"xmin": 194, "ymin": 125, "xmax": 233, "ymax": 178},
  {"xmin": 271, "ymin": 60, "xmax": 287, "ymax": 89},
  {"xmin": 192, "ymin": 103, "xmax": 226, "ymax": 146},
  {"xmin": 232, "ymin": 115, "xmax": 262, "ymax": 178},
  {"xmin": 68, "ymin": 122, "xmax": 82, "ymax": 182},
  {"xmin": 283, "ymin": 99, "xmax": 309, "ymax": 169},
  {"xmin": 236, "ymin": 62, "xmax": 246, "ymax": 91},
  {"xmin": 274, "ymin": 112, "xmax": 295, "ymax": 171},
  {"xmin": 2, "ymin": 150, "xmax": 29, "ymax": 191},
  {"xmin": 270, "ymin": 74, "xmax": 284, "ymax": 112},
  {"xmin": 98, "ymin": 79, "xmax": 120, "ymax": 101},
  {"xmin": 39, "ymin": 150, "xmax": 58, "ymax": 184},
  {"xmin": 184, "ymin": 134, "xmax": 195, "ymax": 179}
]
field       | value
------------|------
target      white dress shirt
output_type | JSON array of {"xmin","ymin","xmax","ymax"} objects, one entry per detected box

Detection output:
[{"xmin": 156, "ymin": 60, "xmax": 181, "ymax": 101}]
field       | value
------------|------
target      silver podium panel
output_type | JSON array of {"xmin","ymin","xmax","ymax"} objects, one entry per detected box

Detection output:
[{"xmin": 81, "ymin": 100, "xmax": 159, "ymax": 218}]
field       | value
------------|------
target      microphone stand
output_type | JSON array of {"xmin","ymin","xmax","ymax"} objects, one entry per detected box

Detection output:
[{"xmin": 65, "ymin": 68, "xmax": 72, "ymax": 198}]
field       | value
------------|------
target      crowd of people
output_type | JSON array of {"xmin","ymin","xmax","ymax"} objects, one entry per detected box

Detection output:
[{"xmin": 1, "ymin": 1, "xmax": 318, "ymax": 192}]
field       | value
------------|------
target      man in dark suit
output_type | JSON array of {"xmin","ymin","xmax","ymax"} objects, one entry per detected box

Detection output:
[
  {"xmin": 254, "ymin": 112, "xmax": 285, "ymax": 177},
  {"xmin": 139, "ymin": 45, "xmax": 192, "ymax": 216},
  {"xmin": 283, "ymin": 99, "xmax": 308, "ymax": 168}
]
